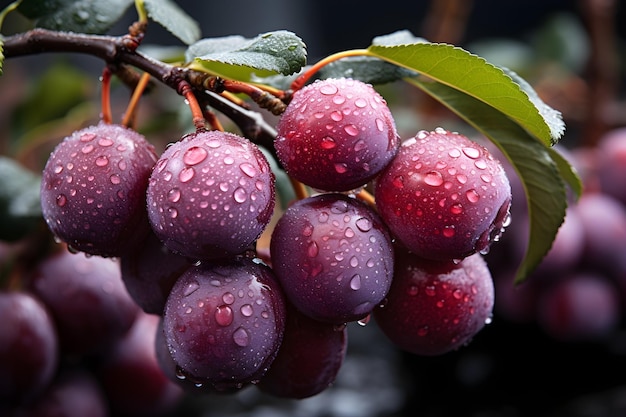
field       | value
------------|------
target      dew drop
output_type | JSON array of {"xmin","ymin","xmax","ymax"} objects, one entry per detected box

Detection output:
[
  {"xmin": 332, "ymin": 95, "xmax": 345, "ymax": 105},
  {"xmin": 215, "ymin": 305, "xmax": 233, "ymax": 326},
  {"xmin": 424, "ymin": 171, "xmax": 444, "ymax": 186},
  {"xmin": 168, "ymin": 207, "xmax": 178, "ymax": 218},
  {"xmin": 240, "ymin": 304, "xmax": 253, "ymax": 317},
  {"xmin": 355, "ymin": 217, "xmax": 372, "ymax": 232},
  {"xmin": 81, "ymin": 144, "xmax": 94, "ymax": 154},
  {"xmin": 183, "ymin": 146, "xmax": 208, "ymax": 165},
  {"xmin": 110, "ymin": 174, "xmax": 121, "ymax": 185},
  {"xmin": 207, "ymin": 139, "xmax": 221, "ymax": 148},
  {"xmin": 349, "ymin": 256, "xmax": 359, "ymax": 267},
  {"xmin": 168, "ymin": 188, "xmax": 181, "ymax": 203},
  {"xmin": 443, "ymin": 226, "xmax": 456, "ymax": 237},
  {"xmin": 321, "ymin": 136, "xmax": 337, "ymax": 149},
  {"xmin": 233, "ymin": 327, "xmax": 250, "ymax": 347},
  {"xmin": 334, "ymin": 163, "xmax": 348, "ymax": 174},
  {"xmin": 466, "ymin": 189, "xmax": 480, "ymax": 203},
  {"xmin": 233, "ymin": 187, "xmax": 247, "ymax": 203},
  {"xmin": 184, "ymin": 281, "xmax": 200, "ymax": 296},
  {"xmin": 156, "ymin": 158, "xmax": 168, "ymax": 173},
  {"xmin": 449, "ymin": 148, "xmax": 461, "ymax": 158},
  {"xmin": 222, "ymin": 292, "xmax": 235, "ymax": 304},
  {"xmin": 350, "ymin": 274, "xmax": 362, "ymax": 290},
  {"xmin": 80, "ymin": 132, "xmax": 96, "ymax": 142},
  {"xmin": 330, "ymin": 111, "xmax": 343, "ymax": 122},
  {"xmin": 475, "ymin": 159, "xmax": 487, "ymax": 170},
  {"xmin": 179, "ymin": 167, "xmax": 195, "ymax": 183},
  {"xmin": 56, "ymin": 194, "xmax": 67, "ymax": 207},
  {"xmin": 416, "ymin": 130, "xmax": 429, "ymax": 140},
  {"xmin": 462, "ymin": 147, "xmax": 480, "ymax": 159},
  {"xmin": 240, "ymin": 162, "xmax": 257, "ymax": 177},
  {"xmin": 425, "ymin": 286, "xmax": 436, "ymax": 296},
  {"xmin": 98, "ymin": 138, "xmax": 113, "ymax": 147},
  {"xmin": 354, "ymin": 140, "xmax": 367, "ymax": 152},
  {"xmin": 450, "ymin": 203, "xmax": 463, "ymax": 215},
  {"xmin": 344, "ymin": 124, "xmax": 359, "ymax": 137},
  {"xmin": 417, "ymin": 326, "xmax": 429, "ymax": 336},
  {"xmin": 355, "ymin": 98, "xmax": 367, "ymax": 108},
  {"xmin": 320, "ymin": 84, "xmax": 338, "ymax": 95}
]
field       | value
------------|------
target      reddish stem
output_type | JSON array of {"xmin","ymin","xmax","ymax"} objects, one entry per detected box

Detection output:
[
  {"xmin": 203, "ymin": 108, "xmax": 225, "ymax": 131},
  {"xmin": 121, "ymin": 71, "xmax": 151, "ymax": 128},
  {"xmin": 178, "ymin": 81, "xmax": 207, "ymax": 131},
  {"xmin": 100, "ymin": 67, "xmax": 113, "ymax": 124},
  {"xmin": 221, "ymin": 79, "xmax": 287, "ymax": 115}
]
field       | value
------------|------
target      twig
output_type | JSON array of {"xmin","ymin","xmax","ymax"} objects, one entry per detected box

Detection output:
[{"xmin": 2, "ymin": 29, "xmax": 278, "ymax": 146}]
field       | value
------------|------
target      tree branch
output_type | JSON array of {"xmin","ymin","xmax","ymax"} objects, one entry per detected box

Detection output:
[{"xmin": 2, "ymin": 28, "xmax": 278, "ymax": 153}]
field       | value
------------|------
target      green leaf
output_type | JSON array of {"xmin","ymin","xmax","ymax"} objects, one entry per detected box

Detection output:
[
  {"xmin": 187, "ymin": 31, "xmax": 307, "ymax": 81},
  {"xmin": 547, "ymin": 146, "xmax": 583, "ymax": 201},
  {"xmin": 142, "ymin": 0, "xmax": 200, "ymax": 45},
  {"xmin": 367, "ymin": 42, "xmax": 565, "ymax": 147},
  {"xmin": 318, "ymin": 31, "xmax": 425, "ymax": 85},
  {"xmin": 18, "ymin": 0, "xmax": 133, "ymax": 34},
  {"xmin": 408, "ymin": 77, "xmax": 571, "ymax": 283},
  {"xmin": 318, "ymin": 56, "xmax": 417, "ymax": 85},
  {"xmin": 0, "ymin": 156, "xmax": 43, "ymax": 242}
]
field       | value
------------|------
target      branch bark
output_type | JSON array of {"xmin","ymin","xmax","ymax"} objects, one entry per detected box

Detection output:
[{"xmin": 2, "ymin": 28, "xmax": 278, "ymax": 152}]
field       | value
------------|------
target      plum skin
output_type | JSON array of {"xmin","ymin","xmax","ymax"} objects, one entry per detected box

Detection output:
[
  {"xmin": 375, "ymin": 128, "xmax": 512, "ymax": 261},
  {"xmin": 146, "ymin": 130, "xmax": 275, "ymax": 261},
  {"xmin": 40, "ymin": 122, "xmax": 158, "ymax": 257},
  {"xmin": 373, "ymin": 251, "xmax": 494, "ymax": 356},
  {"xmin": 275, "ymin": 77, "xmax": 400, "ymax": 192}
]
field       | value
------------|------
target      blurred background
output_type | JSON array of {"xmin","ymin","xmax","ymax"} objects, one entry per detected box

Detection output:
[{"xmin": 2, "ymin": 1, "xmax": 626, "ymax": 416}]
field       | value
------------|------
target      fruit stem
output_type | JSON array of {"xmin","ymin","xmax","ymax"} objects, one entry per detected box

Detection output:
[
  {"xmin": 289, "ymin": 177, "xmax": 309, "ymax": 201},
  {"xmin": 122, "ymin": 72, "xmax": 150, "ymax": 127},
  {"xmin": 121, "ymin": 71, "xmax": 151, "ymax": 128},
  {"xmin": 290, "ymin": 49, "xmax": 372, "ymax": 91},
  {"xmin": 221, "ymin": 79, "xmax": 287, "ymax": 116},
  {"xmin": 355, "ymin": 189, "xmax": 377, "ymax": 210},
  {"xmin": 178, "ymin": 80, "xmax": 207, "ymax": 131},
  {"xmin": 203, "ymin": 108, "xmax": 225, "ymax": 131},
  {"xmin": 101, "ymin": 66, "xmax": 113, "ymax": 124}
]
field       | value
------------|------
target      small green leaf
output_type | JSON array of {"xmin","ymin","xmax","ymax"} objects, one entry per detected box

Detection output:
[
  {"xmin": 187, "ymin": 31, "xmax": 307, "ymax": 81},
  {"xmin": 18, "ymin": 0, "xmax": 134, "ymax": 34},
  {"xmin": 408, "ymin": 77, "xmax": 572, "ymax": 283},
  {"xmin": 0, "ymin": 156, "xmax": 43, "ymax": 242},
  {"xmin": 142, "ymin": 0, "xmax": 200, "ymax": 45},
  {"xmin": 368, "ymin": 42, "xmax": 565, "ymax": 147}
]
